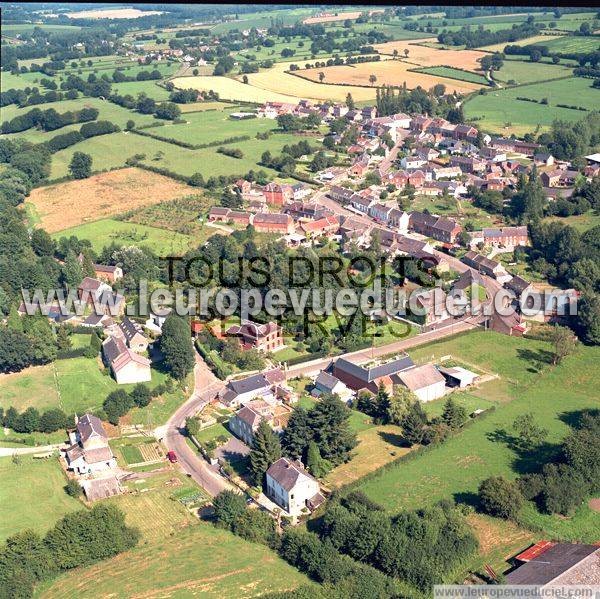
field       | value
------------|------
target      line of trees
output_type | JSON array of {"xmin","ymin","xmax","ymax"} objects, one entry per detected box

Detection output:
[
  {"xmin": 1, "ymin": 106, "xmax": 98, "ymax": 134},
  {"xmin": 0, "ymin": 504, "xmax": 140, "ymax": 598}
]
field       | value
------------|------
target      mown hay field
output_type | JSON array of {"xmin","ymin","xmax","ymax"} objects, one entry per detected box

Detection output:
[
  {"xmin": 39, "ymin": 516, "xmax": 314, "ymax": 598},
  {"xmin": 480, "ymin": 34, "xmax": 565, "ymax": 52},
  {"xmin": 300, "ymin": 60, "xmax": 483, "ymax": 94},
  {"xmin": 373, "ymin": 41, "xmax": 489, "ymax": 72},
  {"xmin": 28, "ymin": 167, "xmax": 193, "ymax": 232},
  {"xmin": 173, "ymin": 67, "xmax": 378, "ymax": 103}
]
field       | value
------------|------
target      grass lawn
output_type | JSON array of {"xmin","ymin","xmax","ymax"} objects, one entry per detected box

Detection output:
[
  {"xmin": 423, "ymin": 391, "xmax": 497, "ymax": 420},
  {"xmin": 494, "ymin": 59, "xmax": 574, "ymax": 84},
  {"xmin": 147, "ymin": 107, "xmax": 277, "ymax": 145},
  {"xmin": 119, "ymin": 444, "xmax": 144, "ymax": 465},
  {"xmin": 358, "ymin": 334, "xmax": 600, "ymax": 542},
  {"xmin": 326, "ymin": 424, "xmax": 412, "ymax": 488},
  {"xmin": 464, "ymin": 77, "xmax": 598, "ymax": 136},
  {"xmin": 545, "ymin": 210, "xmax": 600, "ymax": 233},
  {"xmin": 194, "ymin": 422, "xmax": 232, "ymax": 444},
  {"xmin": 416, "ymin": 66, "xmax": 489, "ymax": 85},
  {"xmin": 51, "ymin": 218, "xmax": 195, "ymax": 255},
  {"xmin": 39, "ymin": 475, "xmax": 314, "ymax": 598},
  {"xmin": 0, "ymin": 355, "xmax": 187, "ymax": 428},
  {"xmin": 48, "ymin": 129, "xmax": 300, "ymax": 179},
  {"xmin": 0, "ymin": 456, "xmax": 81, "ymax": 542}
]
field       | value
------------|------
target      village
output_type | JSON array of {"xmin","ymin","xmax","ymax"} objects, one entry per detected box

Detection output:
[{"xmin": 2, "ymin": 4, "xmax": 600, "ymax": 596}]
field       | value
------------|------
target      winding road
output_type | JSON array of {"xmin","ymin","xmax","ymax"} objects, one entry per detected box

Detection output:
[{"xmin": 161, "ymin": 351, "xmax": 232, "ymax": 497}]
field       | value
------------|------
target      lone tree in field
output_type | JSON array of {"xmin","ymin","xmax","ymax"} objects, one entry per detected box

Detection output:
[
  {"xmin": 478, "ymin": 476, "xmax": 523, "ymax": 519},
  {"xmin": 550, "ymin": 325, "xmax": 577, "ymax": 365},
  {"xmin": 68, "ymin": 151, "xmax": 92, "ymax": 179},
  {"xmin": 393, "ymin": 49, "xmax": 398, "ymax": 60},
  {"xmin": 160, "ymin": 314, "xmax": 195, "ymax": 380},
  {"xmin": 513, "ymin": 412, "xmax": 548, "ymax": 449},
  {"xmin": 318, "ymin": 71, "xmax": 325, "ymax": 83},
  {"xmin": 345, "ymin": 92, "xmax": 355, "ymax": 109},
  {"xmin": 249, "ymin": 420, "xmax": 282, "ymax": 487},
  {"xmin": 403, "ymin": 48, "xmax": 409, "ymax": 58},
  {"xmin": 369, "ymin": 74, "xmax": 377, "ymax": 86}
]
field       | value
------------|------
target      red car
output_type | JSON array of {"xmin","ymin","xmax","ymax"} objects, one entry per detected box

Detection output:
[{"xmin": 166, "ymin": 451, "xmax": 178, "ymax": 463}]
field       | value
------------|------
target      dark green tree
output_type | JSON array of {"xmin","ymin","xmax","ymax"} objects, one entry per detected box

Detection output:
[
  {"xmin": 68, "ymin": 152, "xmax": 92, "ymax": 179},
  {"xmin": 160, "ymin": 314, "xmax": 195, "ymax": 380},
  {"xmin": 249, "ymin": 420, "xmax": 282, "ymax": 486},
  {"xmin": 478, "ymin": 476, "xmax": 523, "ymax": 519}
]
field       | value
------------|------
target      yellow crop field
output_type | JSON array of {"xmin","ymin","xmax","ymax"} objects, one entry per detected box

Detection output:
[
  {"xmin": 242, "ymin": 62, "xmax": 378, "ymax": 102},
  {"xmin": 480, "ymin": 34, "xmax": 564, "ymax": 52},
  {"xmin": 173, "ymin": 65, "xmax": 378, "ymax": 103},
  {"xmin": 171, "ymin": 75, "xmax": 308, "ymax": 104},
  {"xmin": 374, "ymin": 41, "xmax": 488, "ymax": 72},
  {"xmin": 301, "ymin": 60, "xmax": 483, "ymax": 94}
]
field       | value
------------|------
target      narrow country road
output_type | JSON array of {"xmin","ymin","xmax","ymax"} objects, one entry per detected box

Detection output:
[
  {"xmin": 161, "ymin": 349, "xmax": 232, "ymax": 497},
  {"xmin": 286, "ymin": 317, "xmax": 480, "ymax": 378}
]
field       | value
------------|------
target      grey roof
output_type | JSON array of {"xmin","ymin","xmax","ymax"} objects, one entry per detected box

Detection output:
[
  {"xmin": 506, "ymin": 275, "xmax": 531, "ymax": 295},
  {"xmin": 335, "ymin": 355, "xmax": 414, "ymax": 384},
  {"xmin": 102, "ymin": 336, "xmax": 127, "ymax": 364},
  {"xmin": 119, "ymin": 317, "xmax": 145, "ymax": 343},
  {"xmin": 266, "ymin": 457, "xmax": 317, "ymax": 491},
  {"xmin": 506, "ymin": 544, "xmax": 599, "ymax": 585},
  {"xmin": 315, "ymin": 371, "xmax": 341, "ymax": 392},
  {"xmin": 77, "ymin": 414, "xmax": 107, "ymax": 444},
  {"xmin": 229, "ymin": 373, "xmax": 270, "ymax": 394}
]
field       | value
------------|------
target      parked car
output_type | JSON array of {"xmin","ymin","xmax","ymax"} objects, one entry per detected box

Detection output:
[{"xmin": 167, "ymin": 450, "xmax": 178, "ymax": 463}]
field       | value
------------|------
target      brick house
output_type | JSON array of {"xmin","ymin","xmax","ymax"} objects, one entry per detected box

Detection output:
[
  {"xmin": 332, "ymin": 354, "xmax": 415, "ymax": 394},
  {"xmin": 263, "ymin": 183, "xmax": 293, "ymax": 206},
  {"xmin": 409, "ymin": 212, "xmax": 462, "ymax": 243},
  {"xmin": 252, "ymin": 212, "xmax": 295, "ymax": 234},
  {"xmin": 483, "ymin": 226, "xmax": 528, "ymax": 247},
  {"xmin": 226, "ymin": 320, "xmax": 284, "ymax": 352}
]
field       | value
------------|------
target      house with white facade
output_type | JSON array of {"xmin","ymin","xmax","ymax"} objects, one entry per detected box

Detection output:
[
  {"xmin": 64, "ymin": 414, "xmax": 117, "ymax": 474},
  {"xmin": 265, "ymin": 457, "xmax": 324, "ymax": 517}
]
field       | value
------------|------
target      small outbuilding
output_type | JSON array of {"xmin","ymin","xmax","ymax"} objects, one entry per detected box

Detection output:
[{"xmin": 437, "ymin": 366, "xmax": 479, "ymax": 388}]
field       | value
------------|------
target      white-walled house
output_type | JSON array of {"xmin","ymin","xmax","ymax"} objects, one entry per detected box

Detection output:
[
  {"xmin": 265, "ymin": 458, "xmax": 324, "ymax": 517},
  {"xmin": 102, "ymin": 336, "xmax": 151, "ymax": 385},
  {"xmin": 65, "ymin": 414, "xmax": 117, "ymax": 474}
]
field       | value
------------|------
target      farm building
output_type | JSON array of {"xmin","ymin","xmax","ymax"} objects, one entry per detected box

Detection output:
[
  {"xmin": 395, "ymin": 364, "xmax": 446, "ymax": 402},
  {"xmin": 507, "ymin": 543, "xmax": 600, "ymax": 585},
  {"xmin": 437, "ymin": 366, "xmax": 479, "ymax": 388},
  {"xmin": 333, "ymin": 355, "xmax": 414, "ymax": 394}
]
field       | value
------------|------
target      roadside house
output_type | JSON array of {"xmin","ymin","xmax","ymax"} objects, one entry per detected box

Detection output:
[{"xmin": 265, "ymin": 457, "xmax": 324, "ymax": 516}]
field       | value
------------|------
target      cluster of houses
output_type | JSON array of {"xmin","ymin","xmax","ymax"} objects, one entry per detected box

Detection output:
[{"xmin": 212, "ymin": 343, "xmax": 481, "ymax": 517}]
